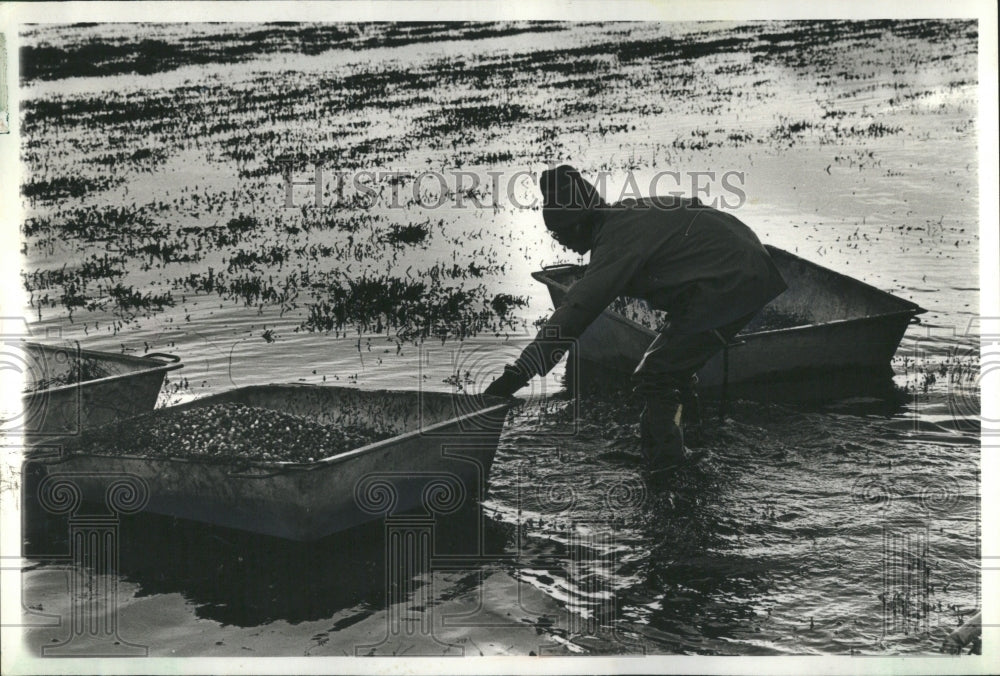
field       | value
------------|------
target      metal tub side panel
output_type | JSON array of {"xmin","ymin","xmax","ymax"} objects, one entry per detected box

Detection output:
[
  {"xmin": 762, "ymin": 246, "xmax": 923, "ymax": 323},
  {"xmin": 23, "ymin": 368, "xmax": 169, "ymax": 437},
  {"xmin": 292, "ymin": 424, "xmax": 502, "ymax": 539},
  {"xmin": 30, "ymin": 402, "xmax": 508, "ymax": 540},
  {"xmin": 32, "ymin": 455, "xmax": 324, "ymax": 540},
  {"xmin": 567, "ymin": 307, "xmax": 913, "ymax": 397},
  {"xmin": 696, "ymin": 314, "xmax": 914, "ymax": 388},
  {"xmin": 534, "ymin": 263, "xmax": 917, "ymax": 395}
]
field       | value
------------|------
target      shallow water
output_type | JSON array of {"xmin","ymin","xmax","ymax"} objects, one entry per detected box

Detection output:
[
  {"xmin": 483, "ymin": 384, "xmax": 979, "ymax": 655},
  {"xmin": 15, "ymin": 20, "xmax": 980, "ymax": 655}
]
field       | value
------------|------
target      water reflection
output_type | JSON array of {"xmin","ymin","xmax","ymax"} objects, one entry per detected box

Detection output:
[{"xmin": 23, "ymin": 498, "xmax": 516, "ymax": 627}]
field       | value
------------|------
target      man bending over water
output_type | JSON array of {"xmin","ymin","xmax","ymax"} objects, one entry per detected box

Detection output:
[{"xmin": 485, "ymin": 165, "xmax": 786, "ymax": 473}]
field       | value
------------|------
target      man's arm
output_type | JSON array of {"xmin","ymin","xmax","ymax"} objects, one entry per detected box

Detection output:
[{"xmin": 485, "ymin": 242, "xmax": 643, "ymax": 395}]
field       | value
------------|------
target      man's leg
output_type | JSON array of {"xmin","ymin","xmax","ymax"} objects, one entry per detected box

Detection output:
[{"xmin": 631, "ymin": 312, "xmax": 756, "ymax": 469}]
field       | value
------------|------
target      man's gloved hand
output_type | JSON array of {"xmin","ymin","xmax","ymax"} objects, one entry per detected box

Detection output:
[{"xmin": 484, "ymin": 364, "xmax": 530, "ymax": 397}]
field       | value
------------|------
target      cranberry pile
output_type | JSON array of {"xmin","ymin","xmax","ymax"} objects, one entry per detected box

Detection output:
[{"xmin": 70, "ymin": 403, "xmax": 392, "ymax": 464}]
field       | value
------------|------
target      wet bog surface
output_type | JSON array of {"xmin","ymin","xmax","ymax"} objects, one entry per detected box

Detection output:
[
  {"xmin": 15, "ymin": 19, "xmax": 980, "ymax": 656},
  {"xmin": 484, "ymin": 381, "xmax": 979, "ymax": 655},
  {"xmin": 21, "ymin": 372, "xmax": 979, "ymax": 655}
]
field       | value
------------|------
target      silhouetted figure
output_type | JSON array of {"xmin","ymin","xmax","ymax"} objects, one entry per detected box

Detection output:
[{"xmin": 486, "ymin": 165, "xmax": 786, "ymax": 472}]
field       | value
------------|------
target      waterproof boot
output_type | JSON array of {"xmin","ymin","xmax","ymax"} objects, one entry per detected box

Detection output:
[
  {"xmin": 638, "ymin": 391, "xmax": 687, "ymax": 471},
  {"xmin": 679, "ymin": 374, "xmax": 703, "ymax": 446}
]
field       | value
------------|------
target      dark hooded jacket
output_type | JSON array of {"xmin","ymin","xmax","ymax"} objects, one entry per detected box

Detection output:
[{"xmin": 514, "ymin": 195, "xmax": 787, "ymax": 377}]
